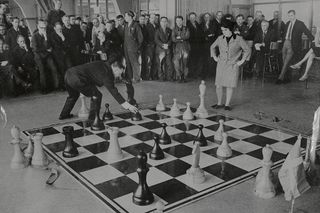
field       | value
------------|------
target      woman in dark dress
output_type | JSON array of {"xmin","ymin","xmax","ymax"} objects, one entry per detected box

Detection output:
[{"xmin": 290, "ymin": 26, "xmax": 320, "ymax": 81}]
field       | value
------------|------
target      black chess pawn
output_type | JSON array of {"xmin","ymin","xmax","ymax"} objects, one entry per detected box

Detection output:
[
  {"xmin": 91, "ymin": 96, "xmax": 105, "ymax": 131},
  {"xmin": 194, "ymin": 124, "xmax": 207, "ymax": 146},
  {"xmin": 149, "ymin": 135, "xmax": 165, "ymax": 160},
  {"xmin": 131, "ymin": 104, "xmax": 142, "ymax": 121},
  {"xmin": 102, "ymin": 103, "xmax": 113, "ymax": 121},
  {"xmin": 62, "ymin": 126, "xmax": 79, "ymax": 158},
  {"xmin": 159, "ymin": 123, "xmax": 171, "ymax": 144},
  {"xmin": 133, "ymin": 150, "xmax": 154, "ymax": 206}
]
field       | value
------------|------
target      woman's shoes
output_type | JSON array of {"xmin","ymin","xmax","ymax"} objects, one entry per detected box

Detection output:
[
  {"xmin": 211, "ymin": 104, "xmax": 224, "ymax": 109},
  {"xmin": 299, "ymin": 75, "xmax": 308, "ymax": 81},
  {"xmin": 290, "ymin": 64, "xmax": 301, "ymax": 70}
]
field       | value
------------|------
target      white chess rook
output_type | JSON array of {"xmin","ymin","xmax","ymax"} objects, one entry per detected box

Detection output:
[
  {"xmin": 186, "ymin": 142, "xmax": 205, "ymax": 184},
  {"xmin": 156, "ymin": 94, "xmax": 166, "ymax": 111},
  {"xmin": 254, "ymin": 145, "xmax": 276, "ymax": 199},
  {"xmin": 31, "ymin": 133, "xmax": 49, "ymax": 167},
  {"xmin": 10, "ymin": 125, "xmax": 26, "ymax": 169},
  {"xmin": 183, "ymin": 102, "xmax": 194, "ymax": 120},
  {"xmin": 106, "ymin": 127, "xmax": 123, "ymax": 161},
  {"xmin": 78, "ymin": 94, "xmax": 89, "ymax": 119}
]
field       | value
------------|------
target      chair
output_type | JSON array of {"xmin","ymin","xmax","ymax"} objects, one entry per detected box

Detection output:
[{"xmin": 262, "ymin": 42, "xmax": 280, "ymax": 84}]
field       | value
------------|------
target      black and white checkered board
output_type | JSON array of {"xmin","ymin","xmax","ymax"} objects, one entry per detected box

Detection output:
[{"xmin": 23, "ymin": 105, "xmax": 310, "ymax": 213}]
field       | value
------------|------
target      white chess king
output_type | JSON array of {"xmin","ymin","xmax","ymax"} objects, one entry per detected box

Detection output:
[{"xmin": 10, "ymin": 125, "xmax": 26, "ymax": 169}]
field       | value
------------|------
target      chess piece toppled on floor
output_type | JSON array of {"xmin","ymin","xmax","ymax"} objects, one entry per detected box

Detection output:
[
  {"xmin": 62, "ymin": 126, "xmax": 79, "ymax": 158},
  {"xmin": 46, "ymin": 167, "xmax": 60, "ymax": 185},
  {"xmin": 102, "ymin": 103, "xmax": 113, "ymax": 121},
  {"xmin": 170, "ymin": 98, "xmax": 180, "ymax": 117},
  {"xmin": 78, "ymin": 94, "xmax": 89, "ymax": 119},
  {"xmin": 194, "ymin": 124, "xmax": 207, "ymax": 147},
  {"xmin": 31, "ymin": 132, "xmax": 49, "ymax": 168},
  {"xmin": 91, "ymin": 96, "xmax": 105, "ymax": 131},
  {"xmin": 10, "ymin": 125, "xmax": 26, "ymax": 169},
  {"xmin": 159, "ymin": 123, "xmax": 171, "ymax": 145},
  {"xmin": 186, "ymin": 141, "xmax": 205, "ymax": 184},
  {"xmin": 183, "ymin": 102, "xmax": 194, "ymax": 120},
  {"xmin": 149, "ymin": 135, "xmax": 165, "ymax": 160},
  {"xmin": 215, "ymin": 119, "xmax": 224, "ymax": 143},
  {"xmin": 106, "ymin": 127, "xmax": 123, "ymax": 161},
  {"xmin": 216, "ymin": 133, "xmax": 232, "ymax": 158},
  {"xmin": 156, "ymin": 94, "xmax": 166, "ymax": 111},
  {"xmin": 133, "ymin": 150, "xmax": 154, "ymax": 206},
  {"xmin": 278, "ymin": 135, "xmax": 310, "ymax": 201},
  {"xmin": 254, "ymin": 145, "xmax": 276, "ymax": 199}
]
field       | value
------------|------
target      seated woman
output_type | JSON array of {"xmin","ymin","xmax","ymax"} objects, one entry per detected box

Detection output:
[{"xmin": 290, "ymin": 27, "xmax": 320, "ymax": 81}]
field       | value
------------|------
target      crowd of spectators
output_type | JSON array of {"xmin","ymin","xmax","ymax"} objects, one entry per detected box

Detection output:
[{"xmin": 0, "ymin": 0, "xmax": 318, "ymax": 99}]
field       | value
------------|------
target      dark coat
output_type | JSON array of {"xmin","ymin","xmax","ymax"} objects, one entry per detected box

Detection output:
[
  {"xmin": 253, "ymin": 29, "xmax": 277, "ymax": 53},
  {"xmin": 154, "ymin": 27, "xmax": 172, "ymax": 53},
  {"xmin": 212, "ymin": 19, "xmax": 222, "ymax": 39},
  {"xmin": 283, "ymin": 19, "xmax": 314, "ymax": 53},
  {"xmin": 201, "ymin": 21, "xmax": 217, "ymax": 45},
  {"xmin": 246, "ymin": 24, "xmax": 257, "ymax": 41},
  {"xmin": 11, "ymin": 46, "xmax": 35, "ymax": 68},
  {"xmin": 145, "ymin": 23, "xmax": 157, "ymax": 45},
  {"xmin": 47, "ymin": 9, "xmax": 65, "ymax": 27},
  {"xmin": 65, "ymin": 61, "xmax": 128, "ymax": 104},
  {"xmin": 186, "ymin": 21, "xmax": 204, "ymax": 45},
  {"xmin": 123, "ymin": 21, "xmax": 143, "ymax": 51},
  {"xmin": 269, "ymin": 19, "xmax": 285, "ymax": 40},
  {"xmin": 31, "ymin": 31, "xmax": 52, "ymax": 58},
  {"xmin": 5, "ymin": 27, "xmax": 30, "ymax": 50}
]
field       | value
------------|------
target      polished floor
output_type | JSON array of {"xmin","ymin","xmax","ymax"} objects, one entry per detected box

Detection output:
[{"xmin": 1, "ymin": 76, "xmax": 320, "ymax": 213}]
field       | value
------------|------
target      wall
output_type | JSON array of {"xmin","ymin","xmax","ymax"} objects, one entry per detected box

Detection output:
[{"xmin": 117, "ymin": 0, "xmax": 133, "ymax": 14}]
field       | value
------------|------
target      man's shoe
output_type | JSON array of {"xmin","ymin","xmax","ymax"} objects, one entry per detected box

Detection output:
[
  {"xmin": 59, "ymin": 114, "xmax": 74, "ymax": 120},
  {"xmin": 211, "ymin": 104, "xmax": 224, "ymax": 109}
]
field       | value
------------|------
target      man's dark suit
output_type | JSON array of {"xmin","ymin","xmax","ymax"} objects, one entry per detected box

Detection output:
[
  {"xmin": 31, "ymin": 31, "xmax": 59, "ymax": 92},
  {"xmin": 63, "ymin": 24, "xmax": 84, "ymax": 66},
  {"xmin": 254, "ymin": 29, "xmax": 277, "ymax": 75},
  {"xmin": 59, "ymin": 61, "xmax": 135, "ymax": 118},
  {"xmin": 202, "ymin": 21, "xmax": 218, "ymax": 78},
  {"xmin": 5, "ymin": 27, "xmax": 29, "ymax": 50},
  {"xmin": 145, "ymin": 23, "xmax": 157, "ymax": 80}
]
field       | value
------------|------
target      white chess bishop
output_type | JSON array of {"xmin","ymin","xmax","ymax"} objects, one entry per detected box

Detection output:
[
  {"xmin": 156, "ymin": 94, "xmax": 166, "ymax": 111},
  {"xmin": 254, "ymin": 144, "xmax": 276, "ymax": 199},
  {"xmin": 10, "ymin": 125, "xmax": 27, "ymax": 169},
  {"xmin": 170, "ymin": 98, "xmax": 180, "ymax": 117},
  {"xmin": 195, "ymin": 81, "xmax": 208, "ymax": 118},
  {"xmin": 186, "ymin": 142, "xmax": 206, "ymax": 184},
  {"xmin": 183, "ymin": 102, "xmax": 194, "ymax": 120},
  {"xmin": 217, "ymin": 133, "xmax": 232, "ymax": 158},
  {"xmin": 106, "ymin": 127, "xmax": 123, "ymax": 161}
]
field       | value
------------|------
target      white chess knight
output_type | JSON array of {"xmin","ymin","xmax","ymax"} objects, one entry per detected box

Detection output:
[
  {"xmin": 78, "ymin": 94, "xmax": 89, "ymax": 119},
  {"xmin": 106, "ymin": 127, "xmax": 123, "ymax": 161},
  {"xmin": 183, "ymin": 102, "xmax": 194, "ymax": 120},
  {"xmin": 215, "ymin": 120, "xmax": 224, "ymax": 142},
  {"xmin": 254, "ymin": 144, "xmax": 276, "ymax": 199},
  {"xmin": 217, "ymin": 133, "xmax": 232, "ymax": 158},
  {"xmin": 170, "ymin": 98, "xmax": 180, "ymax": 117},
  {"xmin": 156, "ymin": 94, "xmax": 166, "ymax": 111},
  {"xmin": 186, "ymin": 141, "xmax": 205, "ymax": 184},
  {"xmin": 31, "ymin": 133, "xmax": 49, "ymax": 167},
  {"xmin": 10, "ymin": 125, "xmax": 27, "ymax": 169}
]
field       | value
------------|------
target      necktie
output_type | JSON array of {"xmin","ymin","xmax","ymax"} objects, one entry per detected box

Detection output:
[
  {"xmin": 263, "ymin": 31, "xmax": 266, "ymax": 42},
  {"xmin": 287, "ymin": 22, "xmax": 293, "ymax": 40}
]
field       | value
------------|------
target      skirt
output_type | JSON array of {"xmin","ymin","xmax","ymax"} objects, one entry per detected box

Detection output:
[
  {"xmin": 215, "ymin": 61, "xmax": 239, "ymax": 88},
  {"xmin": 311, "ymin": 42, "xmax": 320, "ymax": 57}
]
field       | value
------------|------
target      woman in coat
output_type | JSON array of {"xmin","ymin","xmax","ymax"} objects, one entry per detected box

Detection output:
[{"xmin": 210, "ymin": 19, "xmax": 251, "ymax": 111}]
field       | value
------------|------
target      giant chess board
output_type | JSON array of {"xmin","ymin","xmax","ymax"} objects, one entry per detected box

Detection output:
[{"xmin": 23, "ymin": 104, "xmax": 310, "ymax": 213}]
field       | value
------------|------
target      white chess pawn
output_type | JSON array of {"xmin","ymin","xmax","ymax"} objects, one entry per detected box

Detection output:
[
  {"xmin": 156, "ymin": 94, "xmax": 166, "ymax": 111},
  {"xmin": 217, "ymin": 133, "xmax": 232, "ymax": 158},
  {"xmin": 215, "ymin": 120, "xmax": 224, "ymax": 142},
  {"xmin": 170, "ymin": 98, "xmax": 180, "ymax": 117},
  {"xmin": 106, "ymin": 127, "xmax": 123, "ymax": 161},
  {"xmin": 183, "ymin": 102, "xmax": 194, "ymax": 120},
  {"xmin": 78, "ymin": 94, "xmax": 89, "ymax": 119},
  {"xmin": 31, "ymin": 133, "xmax": 49, "ymax": 168},
  {"xmin": 10, "ymin": 125, "xmax": 26, "ymax": 169},
  {"xmin": 254, "ymin": 145, "xmax": 276, "ymax": 199},
  {"xmin": 186, "ymin": 142, "xmax": 206, "ymax": 184}
]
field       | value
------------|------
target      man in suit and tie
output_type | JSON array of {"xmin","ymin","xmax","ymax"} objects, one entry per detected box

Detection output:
[
  {"xmin": 59, "ymin": 59, "xmax": 138, "ymax": 120},
  {"xmin": 254, "ymin": 20, "xmax": 277, "ymax": 77},
  {"xmin": 144, "ymin": 13, "xmax": 158, "ymax": 80},
  {"xmin": 276, "ymin": 10, "xmax": 314, "ymax": 84},
  {"xmin": 5, "ymin": 17, "xmax": 30, "ymax": 50}
]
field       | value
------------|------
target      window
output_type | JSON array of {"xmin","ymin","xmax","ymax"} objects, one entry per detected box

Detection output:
[
  {"xmin": 76, "ymin": 0, "xmax": 117, "ymax": 20},
  {"xmin": 139, "ymin": 0, "xmax": 159, "ymax": 14}
]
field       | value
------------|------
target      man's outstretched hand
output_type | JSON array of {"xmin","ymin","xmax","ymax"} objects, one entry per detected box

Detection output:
[{"xmin": 121, "ymin": 102, "xmax": 139, "ymax": 113}]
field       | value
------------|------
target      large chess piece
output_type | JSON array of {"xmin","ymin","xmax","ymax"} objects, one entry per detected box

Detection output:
[
  {"xmin": 215, "ymin": 120, "xmax": 224, "ymax": 143},
  {"xmin": 170, "ymin": 98, "xmax": 180, "ymax": 117},
  {"xmin": 31, "ymin": 132, "xmax": 49, "ymax": 167},
  {"xmin": 217, "ymin": 133, "xmax": 232, "ymax": 158},
  {"xmin": 24, "ymin": 136, "xmax": 34, "ymax": 165},
  {"xmin": 62, "ymin": 126, "xmax": 79, "ymax": 158},
  {"xmin": 194, "ymin": 124, "xmax": 207, "ymax": 147},
  {"xmin": 186, "ymin": 141, "xmax": 206, "ymax": 184},
  {"xmin": 159, "ymin": 123, "xmax": 171, "ymax": 144},
  {"xmin": 133, "ymin": 150, "xmax": 154, "ymax": 206},
  {"xmin": 149, "ymin": 135, "xmax": 165, "ymax": 160},
  {"xmin": 183, "ymin": 102, "xmax": 194, "ymax": 120},
  {"xmin": 106, "ymin": 127, "xmax": 123, "ymax": 161},
  {"xmin": 102, "ymin": 103, "xmax": 113, "ymax": 121},
  {"xmin": 131, "ymin": 104, "xmax": 142, "ymax": 121},
  {"xmin": 78, "ymin": 94, "xmax": 89, "ymax": 119},
  {"xmin": 195, "ymin": 95, "xmax": 209, "ymax": 118},
  {"xmin": 254, "ymin": 145, "xmax": 276, "ymax": 199},
  {"xmin": 91, "ymin": 96, "xmax": 105, "ymax": 131},
  {"xmin": 156, "ymin": 94, "xmax": 166, "ymax": 111},
  {"xmin": 10, "ymin": 125, "xmax": 26, "ymax": 169}
]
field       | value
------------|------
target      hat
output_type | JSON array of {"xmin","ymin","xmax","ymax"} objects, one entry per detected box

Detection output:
[
  {"xmin": 221, "ymin": 18, "xmax": 235, "ymax": 32},
  {"xmin": 126, "ymin": 11, "xmax": 135, "ymax": 18}
]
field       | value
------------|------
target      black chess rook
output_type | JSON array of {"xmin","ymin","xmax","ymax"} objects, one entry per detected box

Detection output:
[
  {"xmin": 133, "ymin": 150, "xmax": 154, "ymax": 206},
  {"xmin": 62, "ymin": 126, "xmax": 79, "ymax": 158}
]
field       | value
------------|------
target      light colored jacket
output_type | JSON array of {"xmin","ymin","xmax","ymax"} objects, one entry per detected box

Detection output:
[
  {"xmin": 172, "ymin": 25, "xmax": 190, "ymax": 53},
  {"xmin": 210, "ymin": 34, "xmax": 251, "ymax": 65}
]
